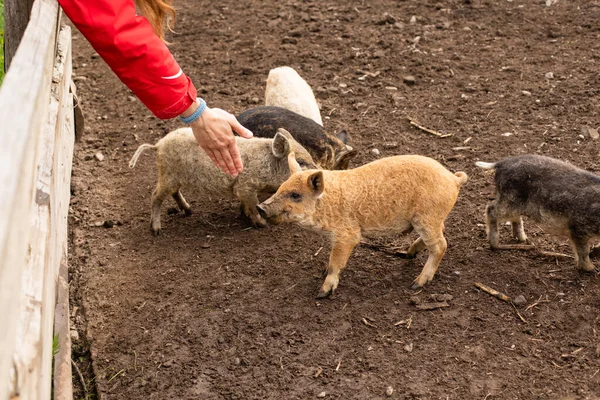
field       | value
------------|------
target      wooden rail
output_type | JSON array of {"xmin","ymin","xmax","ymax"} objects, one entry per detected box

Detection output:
[{"xmin": 0, "ymin": 0, "xmax": 75, "ymax": 399}]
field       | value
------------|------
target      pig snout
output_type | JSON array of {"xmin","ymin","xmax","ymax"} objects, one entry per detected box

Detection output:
[{"xmin": 256, "ymin": 204, "xmax": 268, "ymax": 220}]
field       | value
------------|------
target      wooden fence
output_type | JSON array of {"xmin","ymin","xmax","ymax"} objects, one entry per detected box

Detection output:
[{"xmin": 0, "ymin": 0, "xmax": 75, "ymax": 399}]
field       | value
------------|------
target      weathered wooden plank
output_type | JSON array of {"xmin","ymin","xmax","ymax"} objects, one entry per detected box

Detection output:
[
  {"xmin": 3, "ymin": 0, "xmax": 36, "ymax": 71},
  {"xmin": 53, "ymin": 246, "xmax": 73, "ymax": 400},
  {"xmin": 10, "ymin": 24, "xmax": 73, "ymax": 400},
  {"xmin": 0, "ymin": 0, "xmax": 60, "ymax": 397},
  {"xmin": 44, "ymin": 26, "xmax": 74, "ymax": 400}
]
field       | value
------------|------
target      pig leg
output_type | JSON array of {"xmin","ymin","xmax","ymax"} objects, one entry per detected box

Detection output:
[
  {"xmin": 487, "ymin": 202, "xmax": 534, "ymax": 251},
  {"xmin": 234, "ymin": 187, "xmax": 267, "ymax": 228},
  {"xmin": 396, "ymin": 237, "xmax": 427, "ymax": 259},
  {"xmin": 511, "ymin": 217, "xmax": 528, "ymax": 243},
  {"xmin": 172, "ymin": 190, "xmax": 192, "ymax": 215},
  {"xmin": 485, "ymin": 202, "xmax": 501, "ymax": 249},
  {"xmin": 568, "ymin": 234, "xmax": 595, "ymax": 272},
  {"xmin": 151, "ymin": 181, "xmax": 177, "ymax": 235},
  {"xmin": 412, "ymin": 225, "xmax": 447, "ymax": 289},
  {"xmin": 317, "ymin": 233, "xmax": 361, "ymax": 299}
]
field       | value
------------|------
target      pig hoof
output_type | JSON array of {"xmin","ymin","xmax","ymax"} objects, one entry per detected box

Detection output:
[
  {"xmin": 252, "ymin": 219, "xmax": 268, "ymax": 229},
  {"xmin": 167, "ymin": 207, "xmax": 180, "ymax": 215},
  {"xmin": 152, "ymin": 228, "xmax": 162, "ymax": 236},
  {"xmin": 183, "ymin": 208, "xmax": 193, "ymax": 216},
  {"xmin": 395, "ymin": 251, "xmax": 415, "ymax": 259},
  {"xmin": 316, "ymin": 289, "xmax": 332, "ymax": 299},
  {"xmin": 410, "ymin": 282, "xmax": 423, "ymax": 290}
]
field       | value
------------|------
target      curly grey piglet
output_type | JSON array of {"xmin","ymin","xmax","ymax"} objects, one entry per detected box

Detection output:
[
  {"xmin": 129, "ymin": 127, "xmax": 317, "ymax": 235},
  {"xmin": 477, "ymin": 154, "xmax": 600, "ymax": 272}
]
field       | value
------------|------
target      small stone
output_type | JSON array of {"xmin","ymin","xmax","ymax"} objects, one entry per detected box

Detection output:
[
  {"xmin": 432, "ymin": 293, "xmax": 453, "ymax": 302},
  {"xmin": 317, "ymin": 391, "xmax": 327, "ymax": 398},
  {"xmin": 93, "ymin": 221, "xmax": 104, "ymax": 227},
  {"xmin": 101, "ymin": 115, "xmax": 108, "ymax": 120},
  {"xmin": 70, "ymin": 330, "xmax": 80, "ymax": 341},
  {"xmin": 513, "ymin": 295, "xmax": 527, "ymax": 305},
  {"xmin": 128, "ymin": 96, "xmax": 136, "ymax": 102},
  {"xmin": 234, "ymin": 357, "xmax": 241, "ymax": 366},
  {"xmin": 521, "ymin": 90, "xmax": 532, "ymax": 96},
  {"xmin": 385, "ymin": 86, "xmax": 398, "ymax": 91},
  {"xmin": 162, "ymin": 360, "xmax": 174, "ymax": 368},
  {"xmin": 501, "ymin": 132, "xmax": 513, "ymax": 137},
  {"xmin": 403, "ymin": 75, "xmax": 416, "ymax": 85},
  {"xmin": 386, "ymin": 386, "xmax": 394, "ymax": 397},
  {"xmin": 545, "ymin": 72, "xmax": 554, "ymax": 79},
  {"xmin": 403, "ymin": 343, "xmax": 414, "ymax": 352},
  {"xmin": 371, "ymin": 148, "xmax": 381, "ymax": 156},
  {"xmin": 251, "ymin": 97, "xmax": 260, "ymax": 104},
  {"xmin": 580, "ymin": 126, "xmax": 599, "ymax": 140},
  {"xmin": 95, "ymin": 152, "xmax": 105, "ymax": 161},
  {"xmin": 282, "ymin": 37, "xmax": 298, "ymax": 44},
  {"xmin": 409, "ymin": 15, "xmax": 417, "ymax": 24}
]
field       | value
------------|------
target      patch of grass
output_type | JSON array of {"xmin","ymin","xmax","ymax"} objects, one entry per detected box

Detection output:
[{"xmin": 1, "ymin": 0, "xmax": 4, "ymax": 84}]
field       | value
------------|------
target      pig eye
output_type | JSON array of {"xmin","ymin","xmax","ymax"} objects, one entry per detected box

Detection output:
[
  {"xmin": 289, "ymin": 192, "xmax": 302, "ymax": 202},
  {"xmin": 297, "ymin": 159, "xmax": 308, "ymax": 167}
]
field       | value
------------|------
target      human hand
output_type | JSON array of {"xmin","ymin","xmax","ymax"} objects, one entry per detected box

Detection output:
[{"xmin": 189, "ymin": 107, "xmax": 253, "ymax": 176}]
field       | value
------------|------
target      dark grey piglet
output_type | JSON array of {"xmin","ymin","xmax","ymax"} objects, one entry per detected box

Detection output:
[
  {"xmin": 237, "ymin": 106, "xmax": 357, "ymax": 170},
  {"xmin": 477, "ymin": 154, "xmax": 600, "ymax": 272}
]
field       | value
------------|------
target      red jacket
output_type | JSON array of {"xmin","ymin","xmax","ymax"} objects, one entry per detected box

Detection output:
[{"xmin": 59, "ymin": 0, "xmax": 197, "ymax": 119}]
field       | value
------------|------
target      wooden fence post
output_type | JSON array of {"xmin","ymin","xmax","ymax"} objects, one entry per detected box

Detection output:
[{"xmin": 3, "ymin": 0, "xmax": 36, "ymax": 72}]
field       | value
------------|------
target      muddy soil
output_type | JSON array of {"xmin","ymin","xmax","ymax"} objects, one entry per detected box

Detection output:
[{"xmin": 67, "ymin": 0, "xmax": 600, "ymax": 399}]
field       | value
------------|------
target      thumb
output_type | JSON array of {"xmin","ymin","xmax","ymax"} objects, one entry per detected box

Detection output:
[{"xmin": 229, "ymin": 116, "xmax": 253, "ymax": 138}]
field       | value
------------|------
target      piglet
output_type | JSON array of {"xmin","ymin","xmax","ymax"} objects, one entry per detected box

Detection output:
[
  {"xmin": 476, "ymin": 154, "xmax": 600, "ymax": 272},
  {"xmin": 129, "ymin": 127, "xmax": 317, "ymax": 235},
  {"xmin": 265, "ymin": 66, "xmax": 323, "ymax": 125},
  {"xmin": 236, "ymin": 106, "xmax": 357, "ymax": 170},
  {"xmin": 257, "ymin": 154, "xmax": 468, "ymax": 298}
]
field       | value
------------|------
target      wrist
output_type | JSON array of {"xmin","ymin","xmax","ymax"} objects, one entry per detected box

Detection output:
[{"xmin": 179, "ymin": 98, "xmax": 207, "ymax": 124}]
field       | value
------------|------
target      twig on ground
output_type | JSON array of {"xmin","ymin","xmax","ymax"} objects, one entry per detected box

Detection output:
[
  {"xmin": 524, "ymin": 295, "xmax": 551, "ymax": 312},
  {"xmin": 314, "ymin": 246, "xmax": 324, "ymax": 257},
  {"xmin": 336, "ymin": 360, "xmax": 342, "ymax": 371},
  {"xmin": 394, "ymin": 316, "xmax": 413, "ymax": 329},
  {"xmin": 511, "ymin": 303, "xmax": 527, "ymax": 323},
  {"xmin": 361, "ymin": 317, "xmax": 378, "ymax": 328},
  {"xmin": 71, "ymin": 359, "xmax": 88, "ymax": 394},
  {"xmin": 536, "ymin": 250, "xmax": 573, "ymax": 259},
  {"xmin": 407, "ymin": 116, "xmax": 453, "ymax": 138},
  {"xmin": 314, "ymin": 367, "xmax": 323, "ymax": 378},
  {"xmin": 107, "ymin": 368, "xmax": 126, "ymax": 383},
  {"xmin": 474, "ymin": 282, "xmax": 511, "ymax": 302}
]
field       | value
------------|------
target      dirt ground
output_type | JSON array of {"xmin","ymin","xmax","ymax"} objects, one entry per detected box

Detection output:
[{"xmin": 66, "ymin": 0, "xmax": 600, "ymax": 399}]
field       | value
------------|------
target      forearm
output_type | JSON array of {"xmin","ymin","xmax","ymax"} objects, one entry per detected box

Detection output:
[{"xmin": 59, "ymin": 0, "xmax": 197, "ymax": 119}]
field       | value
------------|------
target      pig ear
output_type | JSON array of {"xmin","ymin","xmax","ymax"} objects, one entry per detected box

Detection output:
[
  {"xmin": 288, "ymin": 152, "xmax": 302, "ymax": 174},
  {"xmin": 276, "ymin": 128, "xmax": 295, "ymax": 141},
  {"xmin": 334, "ymin": 148, "xmax": 358, "ymax": 170},
  {"xmin": 336, "ymin": 130, "xmax": 349, "ymax": 144},
  {"xmin": 272, "ymin": 131, "xmax": 291, "ymax": 158},
  {"xmin": 307, "ymin": 171, "xmax": 324, "ymax": 197}
]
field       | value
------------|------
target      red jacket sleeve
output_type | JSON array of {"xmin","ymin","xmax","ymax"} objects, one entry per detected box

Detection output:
[{"xmin": 59, "ymin": 0, "xmax": 197, "ymax": 119}]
